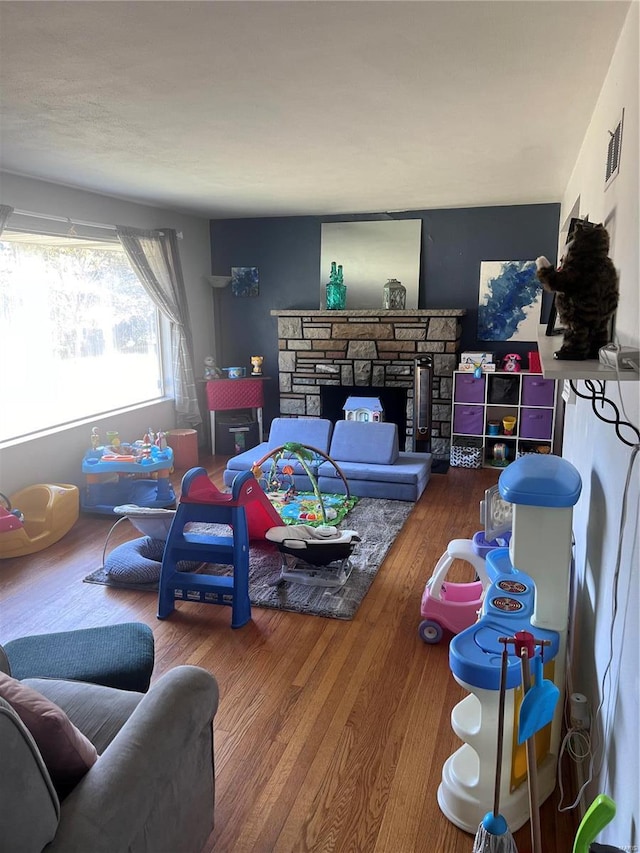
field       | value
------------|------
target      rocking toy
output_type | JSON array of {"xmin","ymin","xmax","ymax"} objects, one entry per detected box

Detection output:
[{"xmin": 265, "ymin": 524, "xmax": 361, "ymax": 588}]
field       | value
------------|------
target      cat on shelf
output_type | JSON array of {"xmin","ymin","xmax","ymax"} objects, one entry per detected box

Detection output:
[{"xmin": 536, "ymin": 220, "xmax": 619, "ymax": 360}]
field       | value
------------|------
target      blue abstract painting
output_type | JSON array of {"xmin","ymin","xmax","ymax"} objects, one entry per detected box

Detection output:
[
  {"xmin": 231, "ymin": 267, "xmax": 259, "ymax": 297},
  {"xmin": 477, "ymin": 260, "xmax": 541, "ymax": 342}
]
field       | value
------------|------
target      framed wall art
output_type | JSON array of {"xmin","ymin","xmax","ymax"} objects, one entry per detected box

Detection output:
[
  {"xmin": 231, "ymin": 267, "xmax": 259, "ymax": 297},
  {"xmin": 477, "ymin": 260, "xmax": 541, "ymax": 342}
]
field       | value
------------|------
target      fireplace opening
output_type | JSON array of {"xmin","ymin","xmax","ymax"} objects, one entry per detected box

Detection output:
[{"xmin": 319, "ymin": 386, "xmax": 407, "ymax": 441}]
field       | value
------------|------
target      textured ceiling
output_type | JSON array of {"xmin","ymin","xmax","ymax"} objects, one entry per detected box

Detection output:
[{"xmin": 0, "ymin": 1, "xmax": 631, "ymax": 218}]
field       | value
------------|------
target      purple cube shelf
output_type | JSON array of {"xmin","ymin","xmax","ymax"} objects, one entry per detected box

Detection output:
[
  {"xmin": 520, "ymin": 407, "xmax": 553, "ymax": 440},
  {"xmin": 521, "ymin": 376, "xmax": 555, "ymax": 408},
  {"xmin": 454, "ymin": 374, "xmax": 486, "ymax": 404},
  {"xmin": 453, "ymin": 405, "xmax": 484, "ymax": 435}
]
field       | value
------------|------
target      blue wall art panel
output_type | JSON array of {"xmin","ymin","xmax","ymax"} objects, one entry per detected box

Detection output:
[
  {"xmin": 477, "ymin": 260, "xmax": 540, "ymax": 342},
  {"xmin": 231, "ymin": 266, "xmax": 259, "ymax": 297}
]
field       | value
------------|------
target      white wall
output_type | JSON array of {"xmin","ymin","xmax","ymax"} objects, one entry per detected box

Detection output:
[
  {"xmin": 0, "ymin": 173, "xmax": 214, "ymax": 494},
  {"xmin": 559, "ymin": 5, "xmax": 639, "ymax": 845}
]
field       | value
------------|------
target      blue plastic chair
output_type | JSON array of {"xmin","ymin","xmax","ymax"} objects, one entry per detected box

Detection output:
[{"xmin": 157, "ymin": 468, "xmax": 252, "ymax": 628}]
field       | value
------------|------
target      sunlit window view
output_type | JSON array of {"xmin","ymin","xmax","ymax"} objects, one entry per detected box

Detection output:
[{"xmin": 0, "ymin": 233, "xmax": 164, "ymax": 442}]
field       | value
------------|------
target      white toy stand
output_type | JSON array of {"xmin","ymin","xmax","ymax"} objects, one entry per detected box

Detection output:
[{"xmin": 437, "ymin": 455, "xmax": 582, "ymax": 834}]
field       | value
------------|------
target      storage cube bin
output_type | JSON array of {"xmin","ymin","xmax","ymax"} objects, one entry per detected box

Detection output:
[
  {"xmin": 450, "ymin": 440, "xmax": 482, "ymax": 469},
  {"xmin": 454, "ymin": 374, "xmax": 485, "ymax": 403},
  {"xmin": 519, "ymin": 408, "xmax": 553, "ymax": 439},
  {"xmin": 521, "ymin": 376, "xmax": 556, "ymax": 407},
  {"xmin": 453, "ymin": 405, "xmax": 484, "ymax": 435},
  {"xmin": 487, "ymin": 375, "xmax": 520, "ymax": 405}
]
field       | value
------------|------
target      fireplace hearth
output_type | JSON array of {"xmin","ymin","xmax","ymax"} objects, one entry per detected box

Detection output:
[{"xmin": 271, "ymin": 309, "xmax": 465, "ymax": 457}]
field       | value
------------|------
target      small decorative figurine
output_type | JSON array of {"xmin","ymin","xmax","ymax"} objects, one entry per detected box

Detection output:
[
  {"xmin": 471, "ymin": 353, "xmax": 490, "ymax": 378},
  {"xmin": 90, "ymin": 427, "xmax": 100, "ymax": 449},
  {"xmin": 204, "ymin": 355, "xmax": 223, "ymax": 380},
  {"xmin": 250, "ymin": 355, "xmax": 264, "ymax": 376},
  {"xmin": 156, "ymin": 429, "xmax": 167, "ymax": 450}
]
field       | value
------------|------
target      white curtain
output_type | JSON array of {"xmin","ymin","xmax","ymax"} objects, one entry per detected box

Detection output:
[
  {"xmin": 0, "ymin": 205, "xmax": 14, "ymax": 237},
  {"xmin": 116, "ymin": 226, "xmax": 201, "ymax": 427}
]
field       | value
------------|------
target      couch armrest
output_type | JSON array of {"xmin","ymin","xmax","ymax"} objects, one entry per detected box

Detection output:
[{"xmin": 48, "ymin": 665, "xmax": 219, "ymax": 853}]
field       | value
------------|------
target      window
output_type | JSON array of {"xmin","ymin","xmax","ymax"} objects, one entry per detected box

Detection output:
[{"xmin": 0, "ymin": 231, "xmax": 164, "ymax": 442}]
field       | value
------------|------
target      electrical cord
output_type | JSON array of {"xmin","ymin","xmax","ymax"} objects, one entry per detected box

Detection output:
[
  {"xmin": 557, "ymin": 725, "xmax": 593, "ymax": 812},
  {"xmin": 557, "ymin": 442, "xmax": 640, "ymax": 812}
]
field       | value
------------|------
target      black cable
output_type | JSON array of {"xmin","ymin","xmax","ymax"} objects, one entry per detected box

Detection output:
[{"xmin": 569, "ymin": 380, "xmax": 640, "ymax": 447}]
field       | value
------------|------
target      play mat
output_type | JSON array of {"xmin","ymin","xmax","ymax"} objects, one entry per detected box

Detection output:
[{"xmin": 266, "ymin": 491, "xmax": 358, "ymax": 526}]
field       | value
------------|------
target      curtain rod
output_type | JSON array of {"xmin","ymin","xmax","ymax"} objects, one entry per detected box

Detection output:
[
  {"xmin": 12, "ymin": 208, "xmax": 118, "ymax": 232},
  {"xmin": 11, "ymin": 209, "xmax": 181, "ymax": 239}
]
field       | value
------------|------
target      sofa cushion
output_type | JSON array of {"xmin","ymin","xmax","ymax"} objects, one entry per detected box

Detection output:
[
  {"xmin": 0, "ymin": 671, "xmax": 98, "ymax": 793},
  {"xmin": 267, "ymin": 417, "xmax": 333, "ymax": 452},
  {"xmin": 317, "ymin": 475, "xmax": 426, "ymax": 502},
  {"xmin": 225, "ymin": 441, "xmax": 271, "ymax": 472},
  {"xmin": 23, "ymin": 677, "xmax": 143, "ymax": 755},
  {"xmin": 4, "ymin": 623, "xmax": 156, "ymax": 693},
  {"xmin": 318, "ymin": 454, "xmax": 427, "ymax": 485},
  {"xmin": 328, "ymin": 420, "xmax": 399, "ymax": 465}
]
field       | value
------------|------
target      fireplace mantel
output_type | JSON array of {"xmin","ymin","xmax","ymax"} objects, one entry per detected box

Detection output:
[
  {"xmin": 271, "ymin": 309, "xmax": 465, "ymax": 317},
  {"xmin": 271, "ymin": 308, "xmax": 465, "ymax": 457}
]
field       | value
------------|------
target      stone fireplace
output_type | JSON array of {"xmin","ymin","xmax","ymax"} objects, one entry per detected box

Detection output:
[{"xmin": 272, "ymin": 309, "xmax": 465, "ymax": 457}]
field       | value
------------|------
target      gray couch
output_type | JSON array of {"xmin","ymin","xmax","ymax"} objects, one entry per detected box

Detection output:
[{"xmin": 0, "ymin": 644, "xmax": 219, "ymax": 853}]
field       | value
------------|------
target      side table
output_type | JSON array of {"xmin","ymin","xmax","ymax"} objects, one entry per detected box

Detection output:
[{"xmin": 206, "ymin": 378, "xmax": 267, "ymax": 455}]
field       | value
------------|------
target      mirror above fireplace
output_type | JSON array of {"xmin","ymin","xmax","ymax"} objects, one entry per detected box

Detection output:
[{"xmin": 320, "ymin": 219, "xmax": 422, "ymax": 310}]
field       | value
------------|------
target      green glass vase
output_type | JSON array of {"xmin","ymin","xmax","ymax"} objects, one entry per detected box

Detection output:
[
  {"xmin": 326, "ymin": 282, "xmax": 347, "ymax": 310},
  {"xmin": 325, "ymin": 260, "xmax": 346, "ymax": 309}
]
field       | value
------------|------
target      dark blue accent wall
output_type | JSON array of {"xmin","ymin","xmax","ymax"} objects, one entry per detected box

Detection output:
[{"xmin": 209, "ymin": 204, "xmax": 560, "ymax": 426}]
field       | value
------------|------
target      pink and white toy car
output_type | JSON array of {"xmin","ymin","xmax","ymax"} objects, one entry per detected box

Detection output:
[
  {"xmin": 418, "ymin": 539, "xmax": 490, "ymax": 643},
  {"xmin": 419, "ymin": 485, "xmax": 513, "ymax": 643}
]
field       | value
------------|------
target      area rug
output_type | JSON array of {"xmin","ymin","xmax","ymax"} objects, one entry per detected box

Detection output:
[{"xmin": 83, "ymin": 497, "xmax": 414, "ymax": 620}]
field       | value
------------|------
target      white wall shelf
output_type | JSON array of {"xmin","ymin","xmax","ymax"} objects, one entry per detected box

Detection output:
[{"xmin": 537, "ymin": 325, "xmax": 639, "ymax": 382}]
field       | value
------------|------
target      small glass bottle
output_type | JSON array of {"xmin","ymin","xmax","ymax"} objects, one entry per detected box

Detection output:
[{"xmin": 326, "ymin": 261, "xmax": 347, "ymax": 310}]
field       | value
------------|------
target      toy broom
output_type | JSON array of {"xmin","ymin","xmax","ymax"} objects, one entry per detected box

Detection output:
[{"xmin": 472, "ymin": 640, "xmax": 518, "ymax": 852}]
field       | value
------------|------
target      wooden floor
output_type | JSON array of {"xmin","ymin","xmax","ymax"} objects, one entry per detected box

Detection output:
[{"xmin": 1, "ymin": 458, "xmax": 578, "ymax": 852}]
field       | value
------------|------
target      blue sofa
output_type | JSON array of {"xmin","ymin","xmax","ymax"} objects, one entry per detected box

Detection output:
[{"xmin": 223, "ymin": 417, "xmax": 431, "ymax": 502}]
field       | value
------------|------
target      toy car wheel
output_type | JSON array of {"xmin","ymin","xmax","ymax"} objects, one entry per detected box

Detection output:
[{"xmin": 419, "ymin": 619, "xmax": 443, "ymax": 644}]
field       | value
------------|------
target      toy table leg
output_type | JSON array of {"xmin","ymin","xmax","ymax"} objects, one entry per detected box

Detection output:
[{"xmin": 210, "ymin": 411, "xmax": 217, "ymax": 455}]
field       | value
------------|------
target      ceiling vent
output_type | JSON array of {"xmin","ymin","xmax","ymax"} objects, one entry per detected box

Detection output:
[{"xmin": 605, "ymin": 109, "xmax": 624, "ymax": 189}]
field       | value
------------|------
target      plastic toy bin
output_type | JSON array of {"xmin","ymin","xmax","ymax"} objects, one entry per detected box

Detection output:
[{"xmin": 167, "ymin": 429, "xmax": 198, "ymax": 469}]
